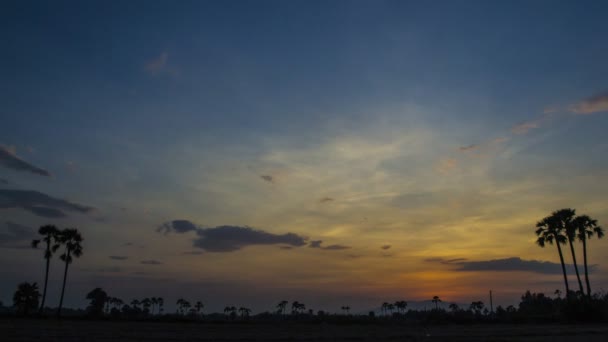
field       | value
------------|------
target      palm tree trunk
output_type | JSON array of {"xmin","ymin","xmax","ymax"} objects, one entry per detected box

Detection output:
[
  {"xmin": 39, "ymin": 243, "xmax": 51, "ymax": 313},
  {"xmin": 57, "ymin": 253, "xmax": 70, "ymax": 317},
  {"xmin": 582, "ymin": 238, "xmax": 591, "ymax": 296},
  {"xmin": 555, "ymin": 242, "xmax": 570, "ymax": 296},
  {"xmin": 568, "ymin": 239, "xmax": 584, "ymax": 294}
]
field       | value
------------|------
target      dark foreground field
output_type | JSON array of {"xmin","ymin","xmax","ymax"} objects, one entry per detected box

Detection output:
[{"xmin": 3, "ymin": 319, "xmax": 608, "ymax": 341}]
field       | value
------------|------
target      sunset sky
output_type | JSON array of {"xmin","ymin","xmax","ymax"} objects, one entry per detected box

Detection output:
[{"xmin": 2, "ymin": 1, "xmax": 608, "ymax": 313}]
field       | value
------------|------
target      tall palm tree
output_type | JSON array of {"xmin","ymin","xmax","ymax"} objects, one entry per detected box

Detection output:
[
  {"xmin": 31, "ymin": 224, "xmax": 60, "ymax": 313},
  {"xmin": 573, "ymin": 214, "xmax": 604, "ymax": 296},
  {"xmin": 381, "ymin": 302, "xmax": 389, "ymax": 316},
  {"xmin": 276, "ymin": 300, "xmax": 288, "ymax": 315},
  {"xmin": 195, "ymin": 301, "xmax": 204, "ymax": 315},
  {"xmin": 556, "ymin": 209, "xmax": 585, "ymax": 294},
  {"xmin": 535, "ymin": 214, "xmax": 570, "ymax": 295},
  {"xmin": 56, "ymin": 228, "xmax": 83, "ymax": 317},
  {"xmin": 239, "ymin": 307, "xmax": 251, "ymax": 318},
  {"xmin": 431, "ymin": 296, "xmax": 441, "ymax": 310}
]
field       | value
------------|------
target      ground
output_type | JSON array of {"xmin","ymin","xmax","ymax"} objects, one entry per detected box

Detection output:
[{"xmin": 2, "ymin": 319, "xmax": 608, "ymax": 341}]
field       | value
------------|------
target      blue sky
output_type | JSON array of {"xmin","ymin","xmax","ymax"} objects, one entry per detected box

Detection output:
[{"xmin": 1, "ymin": 0, "xmax": 608, "ymax": 313}]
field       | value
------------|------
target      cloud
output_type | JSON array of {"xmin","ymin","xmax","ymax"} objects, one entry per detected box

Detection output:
[
  {"xmin": 157, "ymin": 219, "xmax": 198, "ymax": 234},
  {"xmin": 0, "ymin": 189, "xmax": 94, "ymax": 218},
  {"xmin": 260, "ymin": 175, "xmax": 274, "ymax": 183},
  {"xmin": 0, "ymin": 221, "xmax": 35, "ymax": 248},
  {"xmin": 140, "ymin": 260, "xmax": 163, "ymax": 265},
  {"xmin": 427, "ymin": 257, "xmax": 595, "ymax": 275},
  {"xmin": 0, "ymin": 145, "xmax": 51, "ymax": 176},
  {"xmin": 109, "ymin": 256, "xmax": 128, "ymax": 261},
  {"xmin": 459, "ymin": 144, "xmax": 478, "ymax": 151},
  {"xmin": 159, "ymin": 220, "xmax": 309, "ymax": 252},
  {"xmin": 570, "ymin": 91, "xmax": 608, "ymax": 115},
  {"xmin": 0, "ymin": 178, "xmax": 7, "ymax": 184},
  {"xmin": 319, "ymin": 197, "xmax": 334, "ymax": 203},
  {"xmin": 436, "ymin": 158, "xmax": 457, "ymax": 174},
  {"xmin": 381, "ymin": 245, "xmax": 391, "ymax": 250},
  {"xmin": 511, "ymin": 121, "xmax": 540, "ymax": 135},
  {"xmin": 144, "ymin": 52, "xmax": 168, "ymax": 74},
  {"xmin": 23, "ymin": 206, "xmax": 67, "ymax": 218},
  {"xmin": 194, "ymin": 226, "xmax": 307, "ymax": 252},
  {"xmin": 308, "ymin": 240, "xmax": 351, "ymax": 251}
]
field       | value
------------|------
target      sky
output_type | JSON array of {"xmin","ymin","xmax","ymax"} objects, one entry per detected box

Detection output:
[{"xmin": 1, "ymin": 0, "xmax": 608, "ymax": 314}]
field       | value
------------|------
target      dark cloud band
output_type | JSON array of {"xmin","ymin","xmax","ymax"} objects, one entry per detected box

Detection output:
[{"xmin": 0, "ymin": 146, "xmax": 51, "ymax": 176}]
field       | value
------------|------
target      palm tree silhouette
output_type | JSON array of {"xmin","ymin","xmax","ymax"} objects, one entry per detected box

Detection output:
[
  {"xmin": 381, "ymin": 302, "xmax": 389, "ymax": 316},
  {"xmin": 276, "ymin": 300, "xmax": 288, "ymax": 315},
  {"xmin": 141, "ymin": 298, "xmax": 152, "ymax": 314},
  {"xmin": 536, "ymin": 213, "xmax": 570, "ymax": 295},
  {"xmin": 239, "ymin": 307, "xmax": 251, "ymax": 318},
  {"xmin": 556, "ymin": 209, "xmax": 585, "ymax": 294},
  {"xmin": 158, "ymin": 297, "xmax": 164, "ymax": 314},
  {"xmin": 13, "ymin": 282, "xmax": 40, "ymax": 316},
  {"xmin": 394, "ymin": 301, "xmax": 407, "ymax": 314},
  {"xmin": 431, "ymin": 296, "xmax": 441, "ymax": 310},
  {"xmin": 448, "ymin": 303, "xmax": 459, "ymax": 312},
  {"xmin": 131, "ymin": 299, "xmax": 141, "ymax": 310},
  {"xmin": 573, "ymin": 214, "xmax": 604, "ymax": 296},
  {"xmin": 56, "ymin": 228, "xmax": 83, "ymax": 317},
  {"xmin": 31, "ymin": 224, "xmax": 60, "ymax": 313},
  {"xmin": 195, "ymin": 301, "xmax": 204, "ymax": 315}
]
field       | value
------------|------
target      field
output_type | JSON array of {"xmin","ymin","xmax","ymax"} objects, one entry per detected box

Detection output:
[{"xmin": 3, "ymin": 319, "xmax": 608, "ymax": 341}]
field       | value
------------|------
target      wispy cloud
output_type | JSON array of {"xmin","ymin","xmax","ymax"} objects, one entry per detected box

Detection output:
[
  {"xmin": 309, "ymin": 240, "xmax": 351, "ymax": 250},
  {"xmin": 144, "ymin": 52, "xmax": 168, "ymax": 75},
  {"xmin": 0, "ymin": 145, "xmax": 51, "ymax": 176},
  {"xmin": 459, "ymin": 144, "xmax": 479, "ymax": 151},
  {"xmin": 511, "ymin": 120, "xmax": 541, "ymax": 135},
  {"xmin": 260, "ymin": 175, "xmax": 274, "ymax": 183},
  {"xmin": 570, "ymin": 91, "xmax": 608, "ymax": 115},
  {"xmin": 109, "ymin": 256, "xmax": 128, "ymax": 261},
  {"xmin": 140, "ymin": 259, "xmax": 163, "ymax": 265},
  {"xmin": 427, "ymin": 256, "xmax": 595, "ymax": 275},
  {"xmin": 0, "ymin": 221, "xmax": 35, "ymax": 249},
  {"xmin": 158, "ymin": 220, "xmax": 309, "ymax": 252},
  {"xmin": 319, "ymin": 196, "xmax": 334, "ymax": 203},
  {"xmin": 0, "ymin": 189, "xmax": 94, "ymax": 218},
  {"xmin": 381, "ymin": 245, "xmax": 391, "ymax": 250}
]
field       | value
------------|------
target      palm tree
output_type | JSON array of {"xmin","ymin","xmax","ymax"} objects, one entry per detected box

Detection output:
[
  {"xmin": 556, "ymin": 209, "xmax": 585, "ymax": 294},
  {"xmin": 195, "ymin": 301, "xmax": 204, "ymax": 315},
  {"xmin": 387, "ymin": 303, "xmax": 395, "ymax": 315},
  {"xmin": 176, "ymin": 298, "xmax": 186, "ymax": 315},
  {"xmin": 13, "ymin": 282, "xmax": 40, "ymax": 316},
  {"xmin": 395, "ymin": 301, "xmax": 407, "ymax": 314},
  {"xmin": 158, "ymin": 297, "xmax": 164, "ymax": 314},
  {"xmin": 141, "ymin": 298, "xmax": 151, "ymax": 314},
  {"xmin": 431, "ymin": 296, "xmax": 441, "ymax": 310},
  {"xmin": 31, "ymin": 224, "xmax": 60, "ymax": 313},
  {"xmin": 449, "ymin": 303, "xmax": 459, "ymax": 312},
  {"xmin": 574, "ymin": 214, "xmax": 604, "ymax": 296},
  {"xmin": 131, "ymin": 299, "xmax": 141, "ymax": 310},
  {"xmin": 381, "ymin": 302, "xmax": 389, "ymax": 316},
  {"xmin": 239, "ymin": 307, "xmax": 251, "ymax": 318},
  {"xmin": 276, "ymin": 300, "xmax": 288, "ymax": 315},
  {"xmin": 56, "ymin": 228, "xmax": 84, "ymax": 317},
  {"xmin": 535, "ymin": 213, "xmax": 570, "ymax": 295}
]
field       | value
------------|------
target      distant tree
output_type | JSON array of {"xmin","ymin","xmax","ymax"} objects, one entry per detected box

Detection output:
[
  {"xmin": 176, "ymin": 298, "xmax": 187, "ymax": 315},
  {"xmin": 395, "ymin": 300, "xmax": 408, "ymax": 314},
  {"xmin": 381, "ymin": 302, "xmax": 389, "ymax": 316},
  {"xmin": 554, "ymin": 289, "xmax": 562, "ymax": 299},
  {"xmin": 291, "ymin": 301, "xmax": 305, "ymax": 314},
  {"xmin": 536, "ymin": 212, "xmax": 570, "ymax": 295},
  {"xmin": 31, "ymin": 225, "xmax": 61, "ymax": 313},
  {"xmin": 448, "ymin": 303, "xmax": 459, "ymax": 312},
  {"xmin": 141, "ymin": 298, "xmax": 151, "ymax": 314},
  {"xmin": 85, "ymin": 288, "xmax": 108, "ymax": 317},
  {"xmin": 432, "ymin": 296, "xmax": 442, "ymax": 310},
  {"xmin": 131, "ymin": 299, "xmax": 141, "ymax": 310},
  {"xmin": 239, "ymin": 307, "xmax": 251, "ymax": 318},
  {"xmin": 13, "ymin": 282, "xmax": 40, "ymax": 316},
  {"xmin": 341, "ymin": 306, "xmax": 350, "ymax": 315},
  {"xmin": 469, "ymin": 301, "xmax": 484, "ymax": 315},
  {"xmin": 195, "ymin": 301, "xmax": 204, "ymax": 315},
  {"xmin": 157, "ymin": 297, "xmax": 164, "ymax": 314},
  {"xmin": 56, "ymin": 228, "xmax": 83, "ymax": 317},
  {"xmin": 276, "ymin": 300, "xmax": 288, "ymax": 315},
  {"xmin": 224, "ymin": 306, "xmax": 237, "ymax": 319},
  {"xmin": 573, "ymin": 214, "xmax": 604, "ymax": 296}
]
